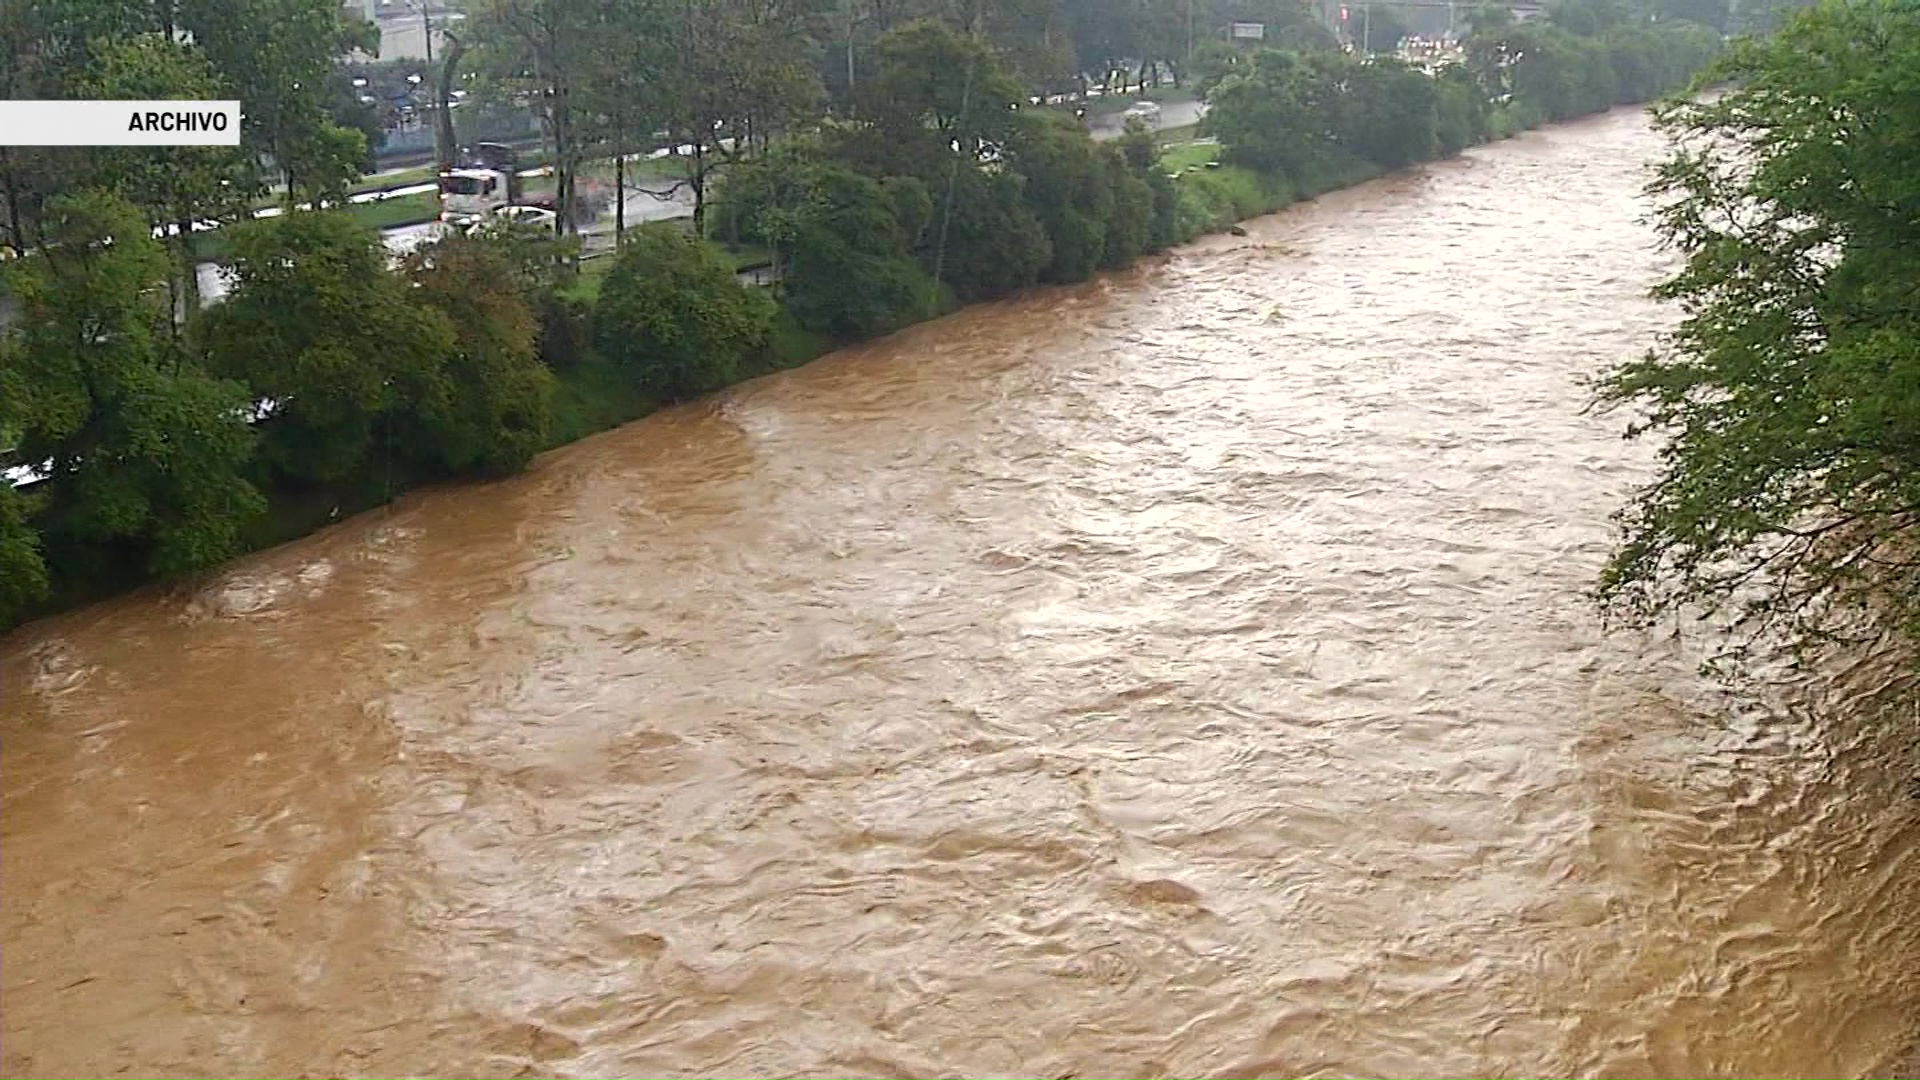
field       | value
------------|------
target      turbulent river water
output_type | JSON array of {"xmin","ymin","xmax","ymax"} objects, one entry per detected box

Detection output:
[{"xmin": 5, "ymin": 106, "xmax": 1920, "ymax": 1079}]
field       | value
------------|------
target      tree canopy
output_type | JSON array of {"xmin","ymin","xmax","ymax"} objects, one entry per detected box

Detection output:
[
  {"xmin": 593, "ymin": 224, "xmax": 779, "ymax": 401},
  {"xmin": 4, "ymin": 193, "xmax": 264, "ymax": 583},
  {"xmin": 1595, "ymin": 0, "xmax": 1920, "ymax": 657}
]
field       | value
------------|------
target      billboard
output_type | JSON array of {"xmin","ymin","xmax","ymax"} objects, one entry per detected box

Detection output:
[{"xmin": 1230, "ymin": 21, "xmax": 1265, "ymax": 38}]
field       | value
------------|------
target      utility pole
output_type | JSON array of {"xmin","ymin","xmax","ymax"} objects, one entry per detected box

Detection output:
[
  {"xmin": 846, "ymin": 0, "xmax": 856, "ymax": 98},
  {"xmin": 1186, "ymin": 0, "xmax": 1193, "ymax": 76}
]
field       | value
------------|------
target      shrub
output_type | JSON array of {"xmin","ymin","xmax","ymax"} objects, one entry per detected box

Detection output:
[{"xmin": 593, "ymin": 224, "xmax": 777, "ymax": 402}]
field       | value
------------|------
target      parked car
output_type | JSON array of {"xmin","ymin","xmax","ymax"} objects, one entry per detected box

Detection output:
[
  {"xmin": 494, "ymin": 205, "xmax": 559, "ymax": 230},
  {"xmin": 1123, "ymin": 100, "xmax": 1162, "ymax": 126},
  {"xmin": 467, "ymin": 204, "xmax": 559, "ymax": 236}
]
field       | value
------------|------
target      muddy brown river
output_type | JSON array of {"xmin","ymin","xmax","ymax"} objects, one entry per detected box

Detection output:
[{"xmin": 5, "ymin": 106, "xmax": 1920, "ymax": 1079}]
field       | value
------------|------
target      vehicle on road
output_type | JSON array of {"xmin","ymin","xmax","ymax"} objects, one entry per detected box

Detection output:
[
  {"xmin": 1122, "ymin": 101, "xmax": 1162, "ymax": 126},
  {"xmin": 438, "ymin": 167, "xmax": 509, "ymax": 227},
  {"xmin": 438, "ymin": 142, "xmax": 543, "ymax": 227},
  {"xmin": 471, "ymin": 205, "xmax": 559, "ymax": 235}
]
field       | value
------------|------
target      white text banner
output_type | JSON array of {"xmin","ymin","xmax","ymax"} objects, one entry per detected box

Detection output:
[{"xmin": 0, "ymin": 101, "xmax": 243, "ymax": 146}]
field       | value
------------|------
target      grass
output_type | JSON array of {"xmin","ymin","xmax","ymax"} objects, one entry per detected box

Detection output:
[
  {"xmin": 541, "ymin": 304, "xmax": 827, "ymax": 448},
  {"xmin": 347, "ymin": 191, "xmax": 442, "ymax": 230},
  {"xmin": 245, "ymin": 164, "xmax": 443, "ymax": 212},
  {"xmin": 545, "ymin": 351, "xmax": 660, "ymax": 446},
  {"xmin": 558, "ymin": 254, "xmax": 616, "ymax": 303},
  {"xmin": 189, "ymin": 192, "xmax": 442, "ymax": 262},
  {"xmin": 1177, "ymin": 162, "xmax": 1290, "ymax": 229},
  {"xmin": 559, "ymin": 235, "xmax": 772, "ymax": 304},
  {"xmin": 1079, "ymin": 83, "xmax": 1200, "ymax": 116},
  {"xmin": 356, "ymin": 162, "xmax": 441, "ymax": 191},
  {"xmin": 759, "ymin": 308, "xmax": 832, "ymax": 370},
  {"xmin": 728, "ymin": 244, "xmax": 774, "ymax": 269},
  {"xmin": 1161, "ymin": 138, "xmax": 1221, "ymax": 175},
  {"xmin": 196, "ymin": 151, "xmax": 684, "ymax": 260},
  {"xmin": 579, "ymin": 154, "xmax": 692, "ymax": 186},
  {"xmin": 1168, "ymin": 149, "xmax": 1389, "ymax": 234}
]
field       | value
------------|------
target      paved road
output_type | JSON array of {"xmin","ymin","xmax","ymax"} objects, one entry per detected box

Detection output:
[
  {"xmin": 189, "ymin": 104, "xmax": 1200, "ymax": 304},
  {"xmin": 1087, "ymin": 98, "xmax": 1209, "ymax": 140}
]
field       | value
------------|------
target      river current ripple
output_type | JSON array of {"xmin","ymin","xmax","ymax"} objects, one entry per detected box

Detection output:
[{"xmin": 4, "ymin": 106, "xmax": 1918, "ymax": 1078}]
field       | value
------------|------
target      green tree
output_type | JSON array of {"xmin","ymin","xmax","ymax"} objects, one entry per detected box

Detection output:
[
  {"xmin": 0, "ymin": 335, "xmax": 49, "ymax": 625},
  {"xmin": 1207, "ymin": 48, "xmax": 1328, "ymax": 182},
  {"xmin": 1332, "ymin": 54, "xmax": 1439, "ymax": 168},
  {"xmin": 1005, "ymin": 110, "xmax": 1115, "ymax": 282},
  {"xmin": 1547, "ymin": 0, "xmax": 1625, "ymax": 36},
  {"xmin": 195, "ymin": 212, "xmax": 459, "ymax": 486},
  {"xmin": 577, "ymin": 0, "xmax": 672, "ymax": 241},
  {"xmin": 823, "ymin": 25, "xmax": 1050, "ymax": 299},
  {"xmin": 465, "ymin": 0, "xmax": 603, "ymax": 235},
  {"xmin": 1202, "ymin": 0, "xmax": 1338, "ymax": 55},
  {"xmin": 717, "ymin": 142, "xmax": 934, "ymax": 338},
  {"xmin": 1191, "ymin": 37, "xmax": 1248, "ymax": 97},
  {"xmin": 862, "ymin": 19, "xmax": 1024, "ymax": 159},
  {"xmin": 1595, "ymin": 0, "xmax": 1920, "ymax": 654},
  {"xmin": 73, "ymin": 33, "xmax": 255, "ymax": 312},
  {"xmin": 178, "ymin": 0, "xmax": 380, "ymax": 203},
  {"xmin": 1116, "ymin": 116, "xmax": 1184, "ymax": 250},
  {"xmin": 1432, "ymin": 62, "xmax": 1491, "ymax": 153},
  {"xmin": 1653, "ymin": 0, "xmax": 1729, "ymax": 32},
  {"xmin": 1001, "ymin": 109, "xmax": 1153, "ymax": 280},
  {"xmin": 639, "ymin": 0, "xmax": 828, "ymax": 236},
  {"xmin": 593, "ymin": 224, "xmax": 778, "ymax": 401},
  {"xmin": 0, "ymin": 481, "xmax": 46, "ymax": 626},
  {"xmin": 402, "ymin": 232, "xmax": 557, "ymax": 477},
  {"xmin": 1467, "ymin": 3, "xmax": 1515, "ymax": 32},
  {"xmin": 4, "ymin": 192, "xmax": 263, "ymax": 581}
]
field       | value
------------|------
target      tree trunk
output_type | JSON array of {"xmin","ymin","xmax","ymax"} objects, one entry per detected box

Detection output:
[
  {"xmin": 688, "ymin": 139, "xmax": 708, "ymax": 237},
  {"xmin": 175, "ymin": 216, "xmax": 201, "ymax": 319},
  {"xmin": 615, "ymin": 145, "xmax": 625, "ymax": 239},
  {"xmin": 436, "ymin": 31, "xmax": 463, "ymax": 171},
  {"xmin": 0, "ymin": 151, "xmax": 27, "ymax": 257},
  {"xmin": 554, "ymin": 71, "xmax": 577, "ymax": 239},
  {"xmin": 165, "ymin": 251, "xmax": 184, "ymax": 332}
]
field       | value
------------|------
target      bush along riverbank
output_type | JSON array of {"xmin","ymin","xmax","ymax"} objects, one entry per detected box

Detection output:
[{"xmin": 0, "ymin": 5, "xmax": 1724, "ymax": 633}]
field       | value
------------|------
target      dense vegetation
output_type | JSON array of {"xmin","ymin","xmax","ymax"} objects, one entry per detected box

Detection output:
[
  {"xmin": 1595, "ymin": 0, "xmax": 1920, "ymax": 662},
  {"xmin": 1, "ymin": 0, "xmax": 1731, "ymax": 631}
]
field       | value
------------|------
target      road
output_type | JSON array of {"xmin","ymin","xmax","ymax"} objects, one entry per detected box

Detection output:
[
  {"xmin": 1085, "ymin": 97, "xmax": 1209, "ymax": 140},
  {"xmin": 194, "ymin": 184, "xmax": 697, "ymax": 304},
  {"xmin": 189, "ymin": 106, "xmax": 1202, "ymax": 303}
]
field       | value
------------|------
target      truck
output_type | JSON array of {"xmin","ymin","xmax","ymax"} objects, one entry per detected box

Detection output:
[{"xmin": 437, "ymin": 142, "xmax": 560, "ymax": 228}]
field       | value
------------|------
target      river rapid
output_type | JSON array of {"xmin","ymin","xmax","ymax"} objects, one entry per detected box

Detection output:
[{"xmin": 5, "ymin": 105, "xmax": 1918, "ymax": 1079}]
